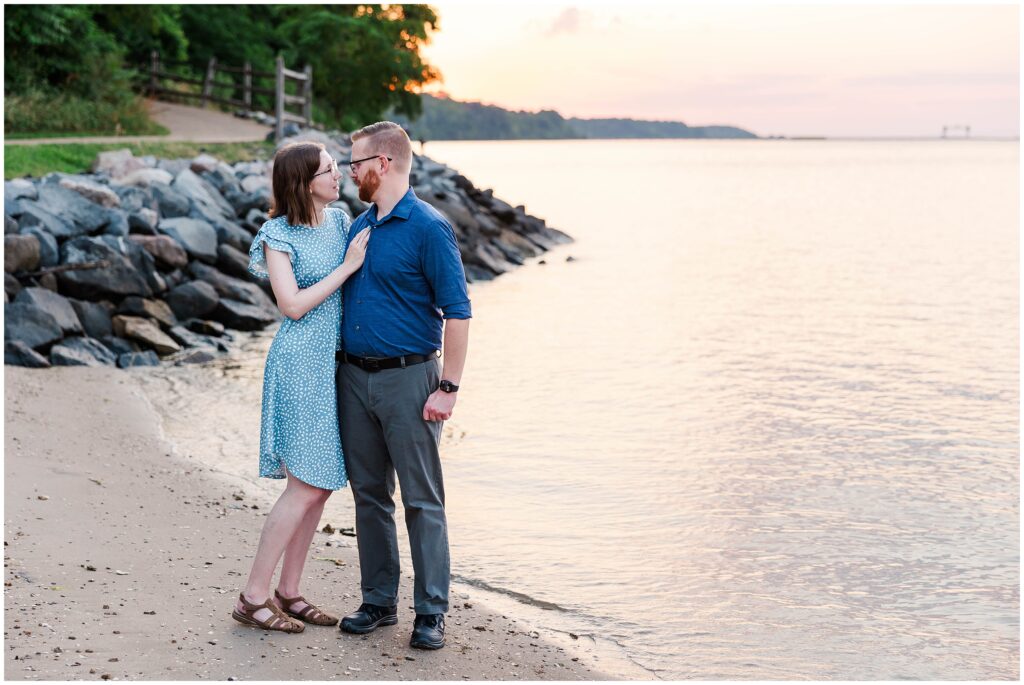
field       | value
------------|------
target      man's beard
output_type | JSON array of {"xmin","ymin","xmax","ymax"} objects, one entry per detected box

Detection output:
[{"xmin": 357, "ymin": 168, "xmax": 381, "ymax": 203}]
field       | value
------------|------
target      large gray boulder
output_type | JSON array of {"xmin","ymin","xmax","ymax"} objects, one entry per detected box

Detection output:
[
  {"xmin": 5, "ymin": 178, "xmax": 38, "ymax": 207},
  {"xmin": 17, "ymin": 202, "xmax": 79, "ymax": 239},
  {"xmin": 5, "ymin": 340, "xmax": 51, "ymax": 368},
  {"xmin": 34, "ymin": 183, "xmax": 110, "ymax": 235},
  {"xmin": 5, "ymin": 273, "xmax": 23, "ymax": 300},
  {"xmin": 4, "ymin": 234, "xmax": 40, "ymax": 273},
  {"xmin": 173, "ymin": 169, "xmax": 235, "ymax": 223},
  {"xmin": 165, "ymin": 280, "xmax": 219, "ymax": 320},
  {"xmin": 4, "ymin": 301, "xmax": 62, "ymax": 349},
  {"xmin": 210, "ymin": 217, "xmax": 253, "ymax": 252},
  {"xmin": 127, "ymin": 208, "xmax": 159, "ymax": 235},
  {"xmin": 69, "ymin": 299, "xmax": 114, "ymax": 339},
  {"xmin": 15, "ymin": 287, "xmax": 83, "ymax": 335},
  {"xmin": 50, "ymin": 336, "xmax": 117, "ymax": 366},
  {"xmin": 216, "ymin": 243, "xmax": 251, "ymax": 279},
  {"xmin": 188, "ymin": 261, "xmax": 275, "ymax": 310},
  {"xmin": 150, "ymin": 182, "xmax": 191, "ymax": 218},
  {"xmin": 57, "ymin": 236, "xmax": 153, "ymax": 299},
  {"xmin": 116, "ymin": 168, "xmax": 174, "ymax": 188},
  {"xmin": 113, "ymin": 185, "xmax": 157, "ymax": 213},
  {"xmin": 212, "ymin": 298, "xmax": 278, "ymax": 330},
  {"xmin": 5, "ymin": 214, "xmax": 18, "ymax": 234},
  {"xmin": 158, "ymin": 217, "xmax": 218, "ymax": 263}
]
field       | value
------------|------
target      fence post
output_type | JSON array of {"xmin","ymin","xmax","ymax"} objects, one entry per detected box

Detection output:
[
  {"xmin": 149, "ymin": 50, "xmax": 159, "ymax": 97},
  {"xmin": 302, "ymin": 64, "xmax": 313, "ymax": 127},
  {"xmin": 275, "ymin": 55, "xmax": 285, "ymax": 142},
  {"xmin": 201, "ymin": 57, "xmax": 217, "ymax": 109},
  {"xmin": 243, "ymin": 61, "xmax": 253, "ymax": 110}
]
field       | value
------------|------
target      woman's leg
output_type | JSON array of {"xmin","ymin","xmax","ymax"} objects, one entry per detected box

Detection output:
[
  {"xmin": 236, "ymin": 470, "xmax": 330, "ymax": 621},
  {"xmin": 277, "ymin": 492, "xmax": 331, "ymax": 610}
]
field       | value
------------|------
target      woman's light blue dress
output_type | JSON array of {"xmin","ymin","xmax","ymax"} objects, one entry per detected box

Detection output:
[{"xmin": 247, "ymin": 207, "xmax": 351, "ymax": 490}]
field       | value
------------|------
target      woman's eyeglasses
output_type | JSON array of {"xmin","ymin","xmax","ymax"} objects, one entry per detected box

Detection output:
[{"xmin": 312, "ymin": 159, "xmax": 340, "ymax": 179}]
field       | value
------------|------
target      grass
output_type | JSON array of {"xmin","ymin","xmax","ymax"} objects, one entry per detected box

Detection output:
[
  {"xmin": 5, "ymin": 126, "xmax": 171, "ymax": 140},
  {"xmin": 4, "ymin": 140, "xmax": 275, "ymax": 180},
  {"xmin": 5, "ymin": 91, "xmax": 168, "ymax": 138}
]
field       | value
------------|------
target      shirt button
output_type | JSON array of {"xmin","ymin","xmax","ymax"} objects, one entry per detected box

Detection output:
[
  {"xmin": 358, "ymin": 300, "xmax": 362, "ymax": 304},
  {"xmin": 355, "ymin": 325, "xmax": 360, "ymax": 330}
]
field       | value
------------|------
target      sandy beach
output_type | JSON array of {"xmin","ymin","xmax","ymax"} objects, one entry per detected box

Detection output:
[{"xmin": 3, "ymin": 365, "xmax": 612, "ymax": 681}]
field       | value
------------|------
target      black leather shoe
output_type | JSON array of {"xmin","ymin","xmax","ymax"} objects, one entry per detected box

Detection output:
[
  {"xmin": 339, "ymin": 603, "xmax": 398, "ymax": 634},
  {"xmin": 410, "ymin": 613, "xmax": 445, "ymax": 649}
]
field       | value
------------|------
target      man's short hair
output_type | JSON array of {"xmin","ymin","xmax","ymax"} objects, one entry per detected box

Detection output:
[{"xmin": 351, "ymin": 121, "xmax": 412, "ymax": 171}]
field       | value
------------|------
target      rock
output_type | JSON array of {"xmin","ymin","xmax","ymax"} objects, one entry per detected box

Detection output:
[
  {"xmin": 4, "ymin": 234, "xmax": 40, "ymax": 273},
  {"xmin": 242, "ymin": 208, "xmax": 269, "ymax": 231},
  {"xmin": 173, "ymin": 169, "xmax": 235, "ymax": 223},
  {"xmin": 5, "ymin": 340, "xmax": 51, "ymax": 368},
  {"xmin": 216, "ymin": 244, "xmax": 252, "ymax": 279},
  {"xmin": 15, "ymin": 288, "xmax": 83, "ymax": 335},
  {"xmin": 17, "ymin": 202, "xmax": 79, "ymax": 239},
  {"xmin": 211, "ymin": 218, "xmax": 253, "ymax": 252},
  {"xmin": 117, "ymin": 296, "xmax": 177, "ymax": 328},
  {"xmin": 118, "ymin": 350, "xmax": 161, "ymax": 368},
  {"xmin": 111, "ymin": 315, "xmax": 181, "ymax": 355},
  {"xmin": 240, "ymin": 175, "xmax": 269, "ymax": 193},
  {"xmin": 185, "ymin": 319, "xmax": 225, "ymax": 337},
  {"xmin": 127, "ymin": 235, "xmax": 189, "ymax": 271},
  {"xmin": 112, "ymin": 185, "xmax": 156, "ymax": 213},
  {"xmin": 164, "ymin": 269, "xmax": 187, "ymax": 289},
  {"xmin": 165, "ymin": 280, "xmax": 219, "ymax": 320},
  {"xmin": 116, "ymin": 168, "xmax": 175, "ymax": 188},
  {"xmin": 167, "ymin": 325, "xmax": 222, "ymax": 350},
  {"xmin": 226, "ymin": 187, "xmax": 272, "ymax": 216},
  {"xmin": 464, "ymin": 264, "xmax": 495, "ymax": 283},
  {"xmin": 94, "ymin": 149, "xmax": 146, "ymax": 179},
  {"xmin": 158, "ymin": 217, "xmax": 218, "ymax": 264},
  {"xmin": 50, "ymin": 337, "xmax": 117, "ymax": 366},
  {"xmin": 69, "ymin": 299, "xmax": 114, "ymax": 339},
  {"xmin": 5, "ymin": 178, "xmax": 38, "ymax": 206},
  {"xmin": 102, "ymin": 209, "xmax": 130, "ymax": 237},
  {"xmin": 201, "ymin": 164, "xmax": 243, "ymax": 197},
  {"xmin": 150, "ymin": 182, "xmax": 191, "ymax": 218},
  {"xmin": 190, "ymin": 154, "xmax": 221, "ymax": 174},
  {"xmin": 6, "ymin": 214, "xmax": 18, "ymax": 234},
  {"xmin": 4, "ymin": 301, "xmax": 62, "ymax": 349},
  {"xmin": 175, "ymin": 348, "xmax": 218, "ymax": 364},
  {"xmin": 59, "ymin": 177, "xmax": 120, "ymax": 208},
  {"xmin": 234, "ymin": 160, "xmax": 269, "ymax": 177},
  {"xmin": 101, "ymin": 336, "xmax": 139, "ymax": 355},
  {"xmin": 128, "ymin": 209, "xmax": 159, "ymax": 235},
  {"xmin": 211, "ymin": 298, "xmax": 277, "ymax": 330},
  {"xmin": 19, "ymin": 226, "xmax": 59, "ymax": 267},
  {"xmin": 5, "ymin": 273, "xmax": 23, "ymax": 300},
  {"xmin": 57, "ymin": 236, "xmax": 153, "ymax": 299},
  {"xmin": 157, "ymin": 158, "xmax": 190, "ymax": 176},
  {"xmin": 471, "ymin": 242, "xmax": 516, "ymax": 276},
  {"xmin": 189, "ymin": 261, "xmax": 275, "ymax": 309},
  {"xmin": 34, "ymin": 183, "xmax": 110, "ymax": 235},
  {"xmin": 37, "ymin": 272, "xmax": 58, "ymax": 292}
]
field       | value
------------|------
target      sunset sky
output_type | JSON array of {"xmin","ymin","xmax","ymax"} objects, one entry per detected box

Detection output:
[{"xmin": 419, "ymin": 4, "xmax": 1020, "ymax": 138}]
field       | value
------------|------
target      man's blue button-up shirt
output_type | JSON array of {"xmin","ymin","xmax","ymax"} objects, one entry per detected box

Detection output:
[{"xmin": 341, "ymin": 187, "xmax": 472, "ymax": 358}]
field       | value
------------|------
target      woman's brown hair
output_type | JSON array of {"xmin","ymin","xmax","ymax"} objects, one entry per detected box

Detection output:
[{"xmin": 269, "ymin": 142, "xmax": 325, "ymax": 227}]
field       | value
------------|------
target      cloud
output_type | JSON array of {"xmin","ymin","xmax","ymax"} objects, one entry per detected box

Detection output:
[{"xmin": 545, "ymin": 7, "xmax": 582, "ymax": 36}]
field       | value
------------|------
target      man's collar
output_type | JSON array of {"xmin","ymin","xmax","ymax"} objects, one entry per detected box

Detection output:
[{"xmin": 370, "ymin": 187, "xmax": 416, "ymax": 225}]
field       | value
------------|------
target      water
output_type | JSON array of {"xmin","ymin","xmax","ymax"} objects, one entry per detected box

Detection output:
[{"xmin": 141, "ymin": 140, "xmax": 1019, "ymax": 679}]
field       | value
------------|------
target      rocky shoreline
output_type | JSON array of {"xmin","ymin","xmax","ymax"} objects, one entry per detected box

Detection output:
[{"xmin": 3, "ymin": 129, "xmax": 571, "ymax": 368}]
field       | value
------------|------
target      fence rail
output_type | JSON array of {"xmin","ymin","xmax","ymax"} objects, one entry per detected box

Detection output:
[{"xmin": 145, "ymin": 51, "xmax": 313, "ymax": 141}]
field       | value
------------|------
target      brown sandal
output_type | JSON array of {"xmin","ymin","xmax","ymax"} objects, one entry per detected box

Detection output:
[
  {"xmin": 275, "ymin": 589, "xmax": 339, "ymax": 626},
  {"xmin": 232, "ymin": 593, "xmax": 305, "ymax": 633}
]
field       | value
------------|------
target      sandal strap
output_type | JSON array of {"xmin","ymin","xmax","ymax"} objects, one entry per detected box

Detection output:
[
  {"xmin": 275, "ymin": 590, "xmax": 330, "ymax": 621},
  {"xmin": 239, "ymin": 592, "xmax": 300, "ymax": 630}
]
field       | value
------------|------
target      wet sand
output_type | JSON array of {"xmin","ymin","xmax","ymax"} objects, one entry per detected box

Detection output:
[{"xmin": 3, "ymin": 366, "xmax": 610, "ymax": 680}]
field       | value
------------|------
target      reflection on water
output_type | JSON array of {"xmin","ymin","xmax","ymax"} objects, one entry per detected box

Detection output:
[{"xmin": 141, "ymin": 140, "xmax": 1019, "ymax": 680}]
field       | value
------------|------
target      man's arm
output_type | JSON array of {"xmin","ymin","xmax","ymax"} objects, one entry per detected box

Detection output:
[{"xmin": 422, "ymin": 317, "xmax": 470, "ymax": 422}]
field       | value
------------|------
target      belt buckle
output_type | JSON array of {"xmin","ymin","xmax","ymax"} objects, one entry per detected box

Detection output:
[{"xmin": 363, "ymin": 357, "xmax": 382, "ymax": 373}]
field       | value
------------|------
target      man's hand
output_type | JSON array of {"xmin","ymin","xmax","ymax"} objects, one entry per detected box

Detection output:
[{"xmin": 423, "ymin": 389, "xmax": 457, "ymax": 422}]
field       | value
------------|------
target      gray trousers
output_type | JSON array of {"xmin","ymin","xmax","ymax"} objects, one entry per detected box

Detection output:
[{"xmin": 336, "ymin": 357, "xmax": 450, "ymax": 614}]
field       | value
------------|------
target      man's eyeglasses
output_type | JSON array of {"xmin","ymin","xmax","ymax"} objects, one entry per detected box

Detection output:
[
  {"xmin": 349, "ymin": 154, "xmax": 392, "ymax": 171},
  {"xmin": 312, "ymin": 159, "xmax": 340, "ymax": 179}
]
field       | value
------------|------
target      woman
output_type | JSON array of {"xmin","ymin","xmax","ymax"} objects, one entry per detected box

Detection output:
[{"xmin": 232, "ymin": 141, "xmax": 370, "ymax": 633}]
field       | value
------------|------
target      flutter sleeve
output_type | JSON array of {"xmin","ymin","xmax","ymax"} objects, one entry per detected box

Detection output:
[{"xmin": 248, "ymin": 218, "xmax": 294, "ymax": 279}]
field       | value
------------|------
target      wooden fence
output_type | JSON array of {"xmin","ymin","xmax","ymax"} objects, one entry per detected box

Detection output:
[{"xmin": 144, "ymin": 51, "xmax": 313, "ymax": 141}]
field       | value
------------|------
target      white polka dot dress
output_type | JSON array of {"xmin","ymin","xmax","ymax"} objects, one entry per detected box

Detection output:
[{"xmin": 247, "ymin": 208, "xmax": 351, "ymax": 490}]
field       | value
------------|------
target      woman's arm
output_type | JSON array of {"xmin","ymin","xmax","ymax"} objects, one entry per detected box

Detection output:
[{"xmin": 265, "ymin": 228, "xmax": 370, "ymax": 320}]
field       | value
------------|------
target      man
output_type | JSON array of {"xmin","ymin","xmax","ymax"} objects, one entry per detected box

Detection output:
[{"xmin": 336, "ymin": 121, "xmax": 470, "ymax": 650}]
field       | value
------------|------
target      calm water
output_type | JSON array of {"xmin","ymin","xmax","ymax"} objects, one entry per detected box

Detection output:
[{"xmin": 143, "ymin": 140, "xmax": 1019, "ymax": 679}]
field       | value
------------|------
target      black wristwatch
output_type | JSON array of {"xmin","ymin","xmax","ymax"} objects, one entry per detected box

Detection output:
[{"xmin": 439, "ymin": 380, "xmax": 459, "ymax": 393}]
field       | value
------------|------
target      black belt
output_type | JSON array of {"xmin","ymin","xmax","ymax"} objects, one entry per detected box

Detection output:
[{"xmin": 337, "ymin": 350, "xmax": 438, "ymax": 372}]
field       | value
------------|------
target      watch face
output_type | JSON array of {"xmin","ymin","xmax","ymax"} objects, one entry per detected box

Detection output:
[{"xmin": 440, "ymin": 380, "xmax": 457, "ymax": 392}]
